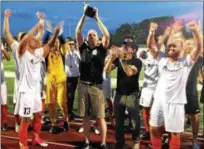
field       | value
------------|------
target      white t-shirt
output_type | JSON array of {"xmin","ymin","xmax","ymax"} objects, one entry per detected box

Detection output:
[
  {"xmin": 140, "ymin": 52, "xmax": 159, "ymax": 89},
  {"xmin": 18, "ymin": 48, "xmax": 44, "ymax": 92},
  {"xmin": 154, "ymin": 54, "xmax": 194, "ymax": 104},
  {"xmin": 11, "ymin": 41, "xmax": 20, "ymax": 80},
  {"xmin": 64, "ymin": 50, "xmax": 80, "ymax": 77}
]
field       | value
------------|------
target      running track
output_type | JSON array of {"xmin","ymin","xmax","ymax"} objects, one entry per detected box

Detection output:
[{"xmin": 1, "ymin": 113, "xmax": 204, "ymax": 149}]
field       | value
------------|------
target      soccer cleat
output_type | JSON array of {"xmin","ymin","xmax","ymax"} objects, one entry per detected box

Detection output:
[
  {"xmin": 82, "ymin": 142, "xmax": 91, "ymax": 149},
  {"xmin": 100, "ymin": 144, "xmax": 108, "ymax": 149},
  {"xmin": 49, "ymin": 125, "xmax": 58, "ymax": 134},
  {"xmin": 1, "ymin": 124, "xmax": 8, "ymax": 131},
  {"xmin": 140, "ymin": 132, "xmax": 150, "ymax": 140},
  {"xmin": 32, "ymin": 137, "xmax": 48, "ymax": 147},
  {"xmin": 78, "ymin": 127, "xmax": 84, "ymax": 133}
]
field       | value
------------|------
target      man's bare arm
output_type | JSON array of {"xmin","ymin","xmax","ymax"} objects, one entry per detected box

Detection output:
[
  {"xmin": 188, "ymin": 21, "xmax": 203, "ymax": 62},
  {"xmin": 3, "ymin": 9, "xmax": 15, "ymax": 47},
  {"xmin": 120, "ymin": 60, "xmax": 138, "ymax": 76},
  {"xmin": 18, "ymin": 23, "xmax": 41, "ymax": 56},
  {"xmin": 94, "ymin": 8, "xmax": 110, "ymax": 49},
  {"xmin": 35, "ymin": 13, "xmax": 45, "ymax": 42},
  {"xmin": 104, "ymin": 46, "xmax": 118, "ymax": 73},
  {"xmin": 42, "ymin": 26, "xmax": 60, "ymax": 58},
  {"xmin": 147, "ymin": 23, "xmax": 159, "ymax": 58},
  {"xmin": 75, "ymin": 13, "xmax": 86, "ymax": 48}
]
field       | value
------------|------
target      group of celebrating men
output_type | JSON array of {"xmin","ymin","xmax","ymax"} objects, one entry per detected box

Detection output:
[{"xmin": 0, "ymin": 3, "xmax": 203, "ymax": 149}]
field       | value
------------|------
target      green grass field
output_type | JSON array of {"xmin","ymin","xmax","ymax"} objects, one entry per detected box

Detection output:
[{"xmin": 3, "ymin": 56, "xmax": 203, "ymax": 135}]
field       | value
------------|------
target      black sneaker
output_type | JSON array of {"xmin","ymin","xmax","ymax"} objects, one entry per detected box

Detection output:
[
  {"xmin": 162, "ymin": 136, "xmax": 169, "ymax": 149},
  {"xmin": 100, "ymin": 144, "xmax": 108, "ymax": 149},
  {"xmin": 63, "ymin": 121, "xmax": 69, "ymax": 131},
  {"xmin": 141, "ymin": 132, "xmax": 150, "ymax": 140},
  {"xmin": 49, "ymin": 125, "xmax": 58, "ymax": 134},
  {"xmin": 81, "ymin": 143, "xmax": 91, "ymax": 149},
  {"xmin": 1, "ymin": 124, "xmax": 8, "ymax": 131}
]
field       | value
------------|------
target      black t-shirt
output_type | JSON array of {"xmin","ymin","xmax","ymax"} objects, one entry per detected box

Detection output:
[
  {"xmin": 79, "ymin": 42, "xmax": 107, "ymax": 84},
  {"xmin": 114, "ymin": 57, "xmax": 142, "ymax": 95},
  {"xmin": 186, "ymin": 56, "xmax": 203, "ymax": 96}
]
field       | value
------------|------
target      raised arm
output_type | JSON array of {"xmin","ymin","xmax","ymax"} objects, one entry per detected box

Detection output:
[
  {"xmin": 75, "ymin": 5, "xmax": 87, "ymax": 48},
  {"xmin": 94, "ymin": 8, "xmax": 110, "ymax": 49},
  {"xmin": 1, "ymin": 41, "xmax": 10, "ymax": 61},
  {"xmin": 18, "ymin": 23, "xmax": 42, "ymax": 56},
  {"xmin": 3, "ymin": 9, "xmax": 15, "ymax": 47},
  {"xmin": 42, "ymin": 26, "xmax": 61, "ymax": 58},
  {"xmin": 104, "ymin": 46, "xmax": 118, "ymax": 73},
  {"xmin": 167, "ymin": 19, "xmax": 184, "ymax": 45},
  {"xmin": 187, "ymin": 21, "xmax": 203, "ymax": 62},
  {"xmin": 157, "ymin": 26, "xmax": 172, "ymax": 50},
  {"xmin": 35, "ymin": 13, "xmax": 45, "ymax": 42},
  {"xmin": 147, "ymin": 22, "xmax": 159, "ymax": 58}
]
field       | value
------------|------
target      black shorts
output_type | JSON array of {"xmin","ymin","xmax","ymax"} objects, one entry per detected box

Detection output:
[{"xmin": 185, "ymin": 95, "xmax": 200, "ymax": 114}]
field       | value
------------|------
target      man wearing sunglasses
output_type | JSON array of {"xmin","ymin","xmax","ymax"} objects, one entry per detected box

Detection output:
[
  {"xmin": 105, "ymin": 35, "xmax": 142, "ymax": 149},
  {"xmin": 64, "ymin": 39, "xmax": 80, "ymax": 120}
]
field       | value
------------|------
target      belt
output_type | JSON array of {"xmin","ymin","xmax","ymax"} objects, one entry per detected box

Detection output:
[{"xmin": 80, "ymin": 81, "xmax": 98, "ymax": 86}]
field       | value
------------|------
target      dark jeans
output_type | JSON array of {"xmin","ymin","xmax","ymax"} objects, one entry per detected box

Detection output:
[
  {"xmin": 114, "ymin": 91, "xmax": 141, "ymax": 148},
  {"xmin": 66, "ymin": 76, "xmax": 79, "ymax": 115}
]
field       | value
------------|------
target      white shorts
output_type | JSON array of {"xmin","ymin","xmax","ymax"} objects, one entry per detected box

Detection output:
[
  {"xmin": 14, "ymin": 86, "xmax": 42, "ymax": 117},
  {"xmin": 140, "ymin": 88, "xmax": 154, "ymax": 107},
  {"xmin": 149, "ymin": 98, "xmax": 185, "ymax": 133},
  {"xmin": 13, "ymin": 78, "xmax": 18, "ymax": 104},
  {"xmin": 1, "ymin": 82, "xmax": 8, "ymax": 105},
  {"xmin": 40, "ymin": 81, "xmax": 46, "ymax": 99},
  {"xmin": 102, "ymin": 75, "xmax": 112, "ymax": 99}
]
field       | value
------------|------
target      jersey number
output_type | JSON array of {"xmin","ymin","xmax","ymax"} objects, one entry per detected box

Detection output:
[{"xmin": 24, "ymin": 107, "xmax": 31, "ymax": 115}]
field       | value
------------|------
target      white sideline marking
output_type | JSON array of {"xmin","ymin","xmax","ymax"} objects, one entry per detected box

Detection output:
[{"xmin": 1, "ymin": 135, "xmax": 77, "ymax": 148}]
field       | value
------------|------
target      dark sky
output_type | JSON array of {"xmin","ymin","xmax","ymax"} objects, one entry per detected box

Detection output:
[{"xmin": 1, "ymin": 1, "xmax": 203, "ymax": 38}]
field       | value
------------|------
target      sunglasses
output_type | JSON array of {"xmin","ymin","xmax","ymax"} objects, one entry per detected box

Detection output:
[{"xmin": 124, "ymin": 38, "xmax": 133, "ymax": 43}]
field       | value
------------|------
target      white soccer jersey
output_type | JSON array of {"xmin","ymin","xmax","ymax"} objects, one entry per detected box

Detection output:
[
  {"xmin": 141, "ymin": 52, "xmax": 159, "ymax": 89},
  {"xmin": 18, "ymin": 48, "xmax": 43, "ymax": 92},
  {"xmin": 11, "ymin": 41, "xmax": 20, "ymax": 80},
  {"xmin": 154, "ymin": 54, "xmax": 194, "ymax": 104}
]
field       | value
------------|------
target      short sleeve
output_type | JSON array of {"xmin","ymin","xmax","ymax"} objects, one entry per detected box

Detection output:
[
  {"xmin": 34, "ymin": 48, "xmax": 44, "ymax": 59},
  {"xmin": 11, "ymin": 40, "xmax": 19, "ymax": 53},
  {"xmin": 133, "ymin": 59, "xmax": 142, "ymax": 73},
  {"xmin": 186, "ymin": 54, "xmax": 194, "ymax": 67}
]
